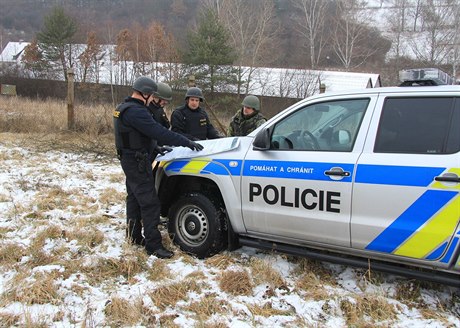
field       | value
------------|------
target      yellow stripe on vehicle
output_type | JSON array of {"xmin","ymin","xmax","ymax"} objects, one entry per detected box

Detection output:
[
  {"xmin": 394, "ymin": 195, "xmax": 460, "ymax": 258},
  {"xmin": 180, "ymin": 159, "xmax": 209, "ymax": 174},
  {"xmin": 431, "ymin": 168, "xmax": 460, "ymax": 190}
]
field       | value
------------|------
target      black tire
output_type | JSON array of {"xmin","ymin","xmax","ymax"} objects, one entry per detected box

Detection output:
[{"xmin": 168, "ymin": 192, "xmax": 227, "ymax": 258}]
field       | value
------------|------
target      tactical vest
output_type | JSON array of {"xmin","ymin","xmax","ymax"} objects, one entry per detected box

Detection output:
[
  {"xmin": 176, "ymin": 106, "xmax": 209, "ymax": 140},
  {"xmin": 113, "ymin": 102, "xmax": 146, "ymax": 151},
  {"xmin": 230, "ymin": 111, "xmax": 266, "ymax": 136}
]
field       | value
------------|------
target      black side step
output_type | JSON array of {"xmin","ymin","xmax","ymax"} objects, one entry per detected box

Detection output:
[{"xmin": 238, "ymin": 237, "xmax": 460, "ymax": 288}]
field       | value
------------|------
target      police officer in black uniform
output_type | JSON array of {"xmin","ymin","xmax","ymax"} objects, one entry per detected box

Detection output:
[
  {"xmin": 171, "ymin": 87, "xmax": 221, "ymax": 140},
  {"xmin": 114, "ymin": 76, "xmax": 204, "ymax": 259}
]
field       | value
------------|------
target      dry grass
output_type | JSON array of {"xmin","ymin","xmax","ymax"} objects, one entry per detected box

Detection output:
[
  {"xmin": 249, "ymin": 257, "xmax": 286, "ymax": 288},
  {"xmin": 104, "ymin": 296, "xmax": 143, "ymax": 326},
  {"xmin": 157, "ymin": 314, "xmax": 180, "ymax": 328},
  {"xmin": 147, "ymin": 258, "xmax": 172, "ymax": 281},
  {"xmin": 0, "ymin": 312, "xmax": 21, "ymax": 327},
  {"xmin": 65, "ymin": 226, "xmax": 105, "ymax": 249},
  {"xmin": 2, "ymin": 271, "xmax": 61, "ymax": 305},
  {"xmin": 395, "ymin": 280, "xmax": 422, "ymax": 305},
  {"xmin": 205, "ymin": 252, "xmax": 236, "ymax": 270},
  {"xmin": 340, "ymin": 293, "xmax": 398, "ymax": 326},
  {"xmin": 84, "ymin": 255, "xmax": 148, "ymax": 284},
  {"xmin": 183, "ymin": 292, "xmax": 230, "ymax": 321},
  {"xmin": 219, "ymin": 269, "xmax": 253, "ymax": 296},
  {"xmin": 0, "ymin": 96, "xmax": 115, "ymax": 158},
  {"xmin": 0, "ymin": 96, "xmax": 113, "ymax": 135},
  {"xmin": 0, "ymin": 243, "xmax": 26, "ymax": 267},
  {"xmin": 247, "ymin": 301, "xmax": 295, "ymax": 317},
  {"xmin": 33, "ymin": 187, "xmax": 77, "ymax": 211},
  {"xmin": 292, "ymin": 257, "xmax": 337, "ymax": 286},
  {"xmin": 99, "ymin": 187, "xmax": 125, "ymax": 205},
  {"xmin": 149, "ymin": 279, "xmax": 201, "ymax": 310},
  {"xmin": 292, "ymin": 257, "xmax": 338, "ymax": 301},
  {"xmin": 295, "ymin": 271, "xmax": 331, "ymax": 301}
]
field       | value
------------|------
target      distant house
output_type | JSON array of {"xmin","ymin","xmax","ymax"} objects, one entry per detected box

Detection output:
[
  {"xmin": 0, "ymin": 41, "xmax": 381, "ymax": 98},
  {"xmin": 0, "ymin": 41, "xmax": 29, "ymax": 64}
]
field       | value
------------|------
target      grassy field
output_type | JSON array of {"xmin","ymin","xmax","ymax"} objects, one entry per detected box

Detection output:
[{"xmin": 0, "ymin": 96, "xmax": 459, "ymax": 327}]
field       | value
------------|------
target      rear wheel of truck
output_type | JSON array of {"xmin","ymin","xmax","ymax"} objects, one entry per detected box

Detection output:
[{"xmin": 168, "ymin": 192, "xmax": 227, "ymax": 258}]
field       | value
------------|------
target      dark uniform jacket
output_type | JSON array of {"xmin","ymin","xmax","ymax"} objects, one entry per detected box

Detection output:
[
  {"xmin": 227, "ymin": 109, "xmax": 267, "ymax": 137},
  {"xmin": 114, "ymin": 97, "xmax": 190, "ymax": 156},
  {"xmin": 171, "ymin": 104, "xmax": 221, "ymax": 141},
  {"xmin": 148, "ymin": 102, "xmax": 170, "ymax": 129}
]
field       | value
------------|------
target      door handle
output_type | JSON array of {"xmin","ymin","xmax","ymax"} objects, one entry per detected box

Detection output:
[
  {"xmin": 325, "ymin": 170, "xmax": 350, "ymax": 177},
  {"xmin": 435, "ymin": 176, "xmax": 460, "ymax": 183}
]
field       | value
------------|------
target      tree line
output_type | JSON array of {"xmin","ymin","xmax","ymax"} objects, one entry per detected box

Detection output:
[{"xmin": 4, "ymin": 0, "xmax": 460, "ymax": 94}]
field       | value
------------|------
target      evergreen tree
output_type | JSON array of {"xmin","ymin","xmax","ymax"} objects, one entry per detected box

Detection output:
[
  {"xmin": 185, "ymin": 8, "xmax": 236, "ymax": 93},
  {"xmin": 37, "ymin": 6, "xmax": 77, "ymax": 80}
]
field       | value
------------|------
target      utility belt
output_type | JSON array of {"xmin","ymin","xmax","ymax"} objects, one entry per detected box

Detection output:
[
  {"xmin": 116, "ymin": 148, "xmax": 148, "ymax": 160},
  {"xmin": 118, "ymin": 149, "xmax": 151, "ymax": 174}
]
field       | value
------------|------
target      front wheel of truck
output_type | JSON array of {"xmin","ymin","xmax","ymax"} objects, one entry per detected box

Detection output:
[{"xmin": 168, "ymin": 192, "xmax": 227, "ymax": 258}]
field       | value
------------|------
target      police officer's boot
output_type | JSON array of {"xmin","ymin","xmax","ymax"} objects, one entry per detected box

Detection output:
[{"xmin": 126, "ymin": 219, "xmax": 145, "ymax": 246}]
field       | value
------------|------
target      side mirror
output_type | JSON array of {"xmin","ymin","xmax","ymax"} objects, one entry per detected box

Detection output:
[
  {"xmin": 253, "ymin": 128, "xmax": 271, "ymax": 150},
  {"xmin": 335, "ymin": 130, "xmax": 351, "ymax": 145}
]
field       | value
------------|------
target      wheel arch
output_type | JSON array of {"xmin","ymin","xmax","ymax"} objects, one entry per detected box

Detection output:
[
  {"xmin": 159, "ymin": 175, "xmax": 221, "ymax": 214},
  {"xmin": 158, "ymin": 174, "xmax": 247, "ymax": 235}
]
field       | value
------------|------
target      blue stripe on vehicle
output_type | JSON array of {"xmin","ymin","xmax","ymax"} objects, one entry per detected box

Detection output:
[
  {"xmin": 355, "ymin": 164, "xmax": 445, "ymax": 187},
  {"xmin": 426, "ymin": 241, "xmax": 447, "ymax": 260},
  {"xmin": 166, "ymin": 159, "xmax": 243, "ymax": 176},
  {"xmin": 200, "ymin": 162, "xmax": 229, "ymax": 175},
  {"xmin": 213, "ymin": 160, "xmax": 243, "ymax": 175},
  {"xmin": 165, "ymin": 160, "xmax": 189, "ymax": 172},
  {"xmin": 365, "ymin": 190, "xmax": 457, "ymax": 253},
  {"xmin": 441, "ymin": 237, "xmax": 459, "ymax": 264},
  {"xmin": 242, "ymin": 160, "xmax": 354, "ymax": 182}
]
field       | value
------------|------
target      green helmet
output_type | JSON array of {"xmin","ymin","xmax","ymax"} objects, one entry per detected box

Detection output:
[
  {"xmin": 185, "ymin": 87, "xmax": 204, "ymax": 102},
  {"xmin": 242, "ymin": 95, "xmax": 260, "ymax": 111},
  {"xmin": 157, "ymin": 82, "xmax": 172, "ymax": 101},
  {"xmin": 133, "ymin": 76, "xmax": 157, "ymax": 95}
]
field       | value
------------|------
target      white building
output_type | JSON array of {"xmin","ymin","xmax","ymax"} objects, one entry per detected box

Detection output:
[{"xmin": 0, "ymin": 41, "xmax": 381, "ymax": 98}]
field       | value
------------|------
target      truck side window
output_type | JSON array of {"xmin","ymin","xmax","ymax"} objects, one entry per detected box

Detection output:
[
  {"xmin": 375, "ymin": 97, "xmax": 459, "ymax": 154},
  {"xmin": 271, "ymin": 99, "xmax": 369, "ymax": 152}
]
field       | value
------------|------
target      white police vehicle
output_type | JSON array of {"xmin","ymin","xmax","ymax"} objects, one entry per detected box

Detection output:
[{"xmin": 155, "ymin": 69, "xmax": 460, "ymax": 286}]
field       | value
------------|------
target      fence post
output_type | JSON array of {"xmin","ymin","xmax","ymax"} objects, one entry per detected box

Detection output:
[{"xmin": 67, "ymin": 68, "xmax": 75, "ymax": 130}]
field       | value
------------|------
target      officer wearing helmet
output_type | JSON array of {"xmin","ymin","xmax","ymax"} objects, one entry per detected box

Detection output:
[
  {"xmin": 171, "ymin": 87, "xmax": 221, "ymax": 140},
  {"xmin": 113, "ymin": 76, "xmax": 204, "ymax": 259},
  {"xmin": 148, "ymin": 81, "xmax": 172, "ymax": 130},
  {"xmin": 227, "ymin": 95, "xmax": 266, "ymax": 137}
]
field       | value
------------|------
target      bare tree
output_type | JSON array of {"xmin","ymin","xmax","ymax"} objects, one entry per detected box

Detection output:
[
  {"xmin": 79, "ymin": 31, "xmax": 103, "ymax": 83},
  {"xmin": 407, "ymin": 0, "xmax": 455, "ymax": 65},
  {"xmin": 291, "ymin": 0, "xmax": 330, "ymax": 69},
  {"xmin": 331, "ymin": 1, "xmax": 382, "ymax": 69},
  {"xmin": 158, "ymin": 32, "xmax": 183, "ymax": 88},
  {"xmin": 145, "ymin": 22, "xmax": 165, "ymax": 80},
  {"xmin": 114, "ymin": 29, "xmax": 132, "ymax": 85},
  {"xmin": 410, "ymin": 0, "xmax": 423, "ymax": 31},
  {"xmin": 216, "ymin": 0, "xmax": 280, "ymax": 95},
  {"xmin": 386, "ymin": 0, "xmax": 409, "ymax": 60},
  {"xmin": 278, "ymin": 69, "xmax": 321, "ymax": 98},
  {"xmin": 451, "ymin": 0, "xmax": 460, "ymax": 81}
]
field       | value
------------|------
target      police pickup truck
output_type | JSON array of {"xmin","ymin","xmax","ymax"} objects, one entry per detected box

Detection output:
[{"xmin": 155, "ymin": 69, "xmax": 460, "ymax": 286}]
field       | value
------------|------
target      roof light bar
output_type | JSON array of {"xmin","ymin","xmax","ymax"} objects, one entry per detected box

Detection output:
[{"xmin": 399, "ymin": 68, "xmax": 454, "ymax": 86}]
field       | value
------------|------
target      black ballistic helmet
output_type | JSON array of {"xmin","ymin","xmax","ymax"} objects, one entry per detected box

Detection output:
[
  {"xmin": 157, "ymin": 82, "xmax": 173, "ymax": 101},
  {"xmin": 133, "ymin": 76, "xmax": 158, "ymax": 95},
  {"xmin": 185, "ymin": 87, "xmax": 204, "ymax": 101}
]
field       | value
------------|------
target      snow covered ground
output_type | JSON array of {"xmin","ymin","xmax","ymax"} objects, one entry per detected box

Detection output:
[{"xmin": 0, "ymin": 139, "xmax": 459, "ymax": 327}]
